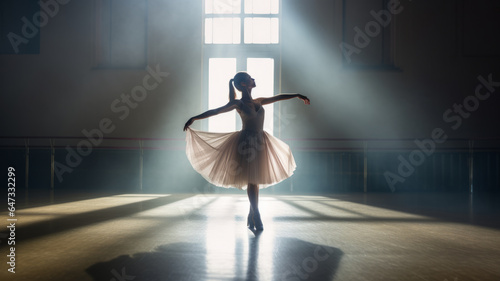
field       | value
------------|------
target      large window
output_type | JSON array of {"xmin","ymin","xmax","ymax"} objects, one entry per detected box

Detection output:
[
  {"xmin": 204, "ymin": 0, "xmax": 279, "ymax": 44},
  {"xmin": 208, "ymin": 58, "xmax": 237, "ymax": 132},
  {"xmin": 203, "ymin": 0, "xmax": 280, "ymax": 134}
]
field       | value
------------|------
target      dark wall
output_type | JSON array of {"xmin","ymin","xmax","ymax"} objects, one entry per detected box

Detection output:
[
  {"xmin": 0, "ymin": 0, "xmax": 202, "ymax": 138},
  {"xmin": 280, "ymin": 0, "xmax": 500, "ymax": 140}
]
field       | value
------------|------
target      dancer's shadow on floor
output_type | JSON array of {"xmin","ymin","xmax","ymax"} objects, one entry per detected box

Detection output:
[{"xmin": 86, "ymin": 237, "xmax": 343, "ymax": 281}]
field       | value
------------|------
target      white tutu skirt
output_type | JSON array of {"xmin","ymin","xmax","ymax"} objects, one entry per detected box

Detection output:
[{"xmin": 185, "ymin": 127, "xmax": 296, "ymax": 189}]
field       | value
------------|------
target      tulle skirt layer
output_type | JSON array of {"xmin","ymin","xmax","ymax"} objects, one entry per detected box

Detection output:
[{"xmin": 185, "ymin": 128, "xmax": 296, "ymax": 189}]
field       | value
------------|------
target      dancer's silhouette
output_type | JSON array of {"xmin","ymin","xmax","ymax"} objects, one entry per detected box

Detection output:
[{"xmin": 184, "ymin": 72, "xmax": 310, "ymax": 231}]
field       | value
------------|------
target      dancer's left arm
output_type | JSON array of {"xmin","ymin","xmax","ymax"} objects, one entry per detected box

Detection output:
[
  {"xmin": 183, "ymin": 100, "xmax": 241, "ymax": 131},
  {"xmin": 257, "ymin": 94, "xmax": 310, "ymax": 105}
]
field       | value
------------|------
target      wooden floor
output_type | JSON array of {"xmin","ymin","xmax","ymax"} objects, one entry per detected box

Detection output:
[{"xmin": 1, "ymin": 192, "xmax": 499, "ymax": 281}]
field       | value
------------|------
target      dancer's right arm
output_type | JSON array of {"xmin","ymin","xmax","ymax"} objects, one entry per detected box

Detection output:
[{"xmin": 184, "ymin": 100, "xmax": 241, "ymax": 131}]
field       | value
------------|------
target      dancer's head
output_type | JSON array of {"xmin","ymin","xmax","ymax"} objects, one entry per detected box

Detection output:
[
  {"xmin": 229, "ymin": 72, "xmax": 255, "ymax": 101},
  {"xmin": 233, "ymin": 72, "xmax": 255, "ymax": 91}
]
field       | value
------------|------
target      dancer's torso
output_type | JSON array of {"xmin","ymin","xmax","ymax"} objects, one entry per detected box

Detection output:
[{"xmin": 237, "ymin": 100, "xmax": 264, "ymax": 133}]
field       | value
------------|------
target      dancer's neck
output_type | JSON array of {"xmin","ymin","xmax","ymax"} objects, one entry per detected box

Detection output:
[{"xmin": 241, "ymin": 89, "xmax": 253, "ymax": 101}]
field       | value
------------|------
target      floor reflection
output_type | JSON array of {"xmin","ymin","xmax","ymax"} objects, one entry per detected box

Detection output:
[
  {"xmin": 86, "ymin": 235, "xmax": 343, "ymax": 281},
  {"xmin": 246, "ymin": 232, "xmax": 260, "ymax": 281}
]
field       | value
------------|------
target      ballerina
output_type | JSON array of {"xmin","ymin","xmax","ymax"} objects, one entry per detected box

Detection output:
[{"xmin": 184, "ymin": 72, "xmax": 310, "ymax": 231}]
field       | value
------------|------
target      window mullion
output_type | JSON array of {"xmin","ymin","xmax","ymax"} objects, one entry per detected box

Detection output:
[{"xmin": 240, "ymin": 14, "xmax": 245, "ymax": 45}]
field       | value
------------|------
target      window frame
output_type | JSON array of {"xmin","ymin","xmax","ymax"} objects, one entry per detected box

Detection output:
[{"xmin": 201, "ymin": 0, "xmax": 282, "ymax": 134}]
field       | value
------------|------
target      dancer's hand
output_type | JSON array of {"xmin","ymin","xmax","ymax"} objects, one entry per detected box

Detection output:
[
  {"xmin": 184, "ymin": 118, "xmax": 194, "ymax": 131},
  {"xmin": 298, "ymin": 94, "xmax": 310, "ymax": 105}
]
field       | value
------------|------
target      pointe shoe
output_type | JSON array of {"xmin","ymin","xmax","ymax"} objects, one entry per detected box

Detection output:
[
  {"xmin": 247, "ymin": 213, "xmax": 255, "ymax": 230},
  {"xmin": 253, "ymin": 212, "xmax": 264, "ymax": 231}
]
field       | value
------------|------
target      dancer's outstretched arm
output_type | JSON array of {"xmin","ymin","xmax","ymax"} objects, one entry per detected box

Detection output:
[
  {"xmin": 257, "ymin": 94, "xmax": 310, "ymax": 105},
  {"xmin": 184, "ymin": 100, "xmax": 241, "ymax": 131}
]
